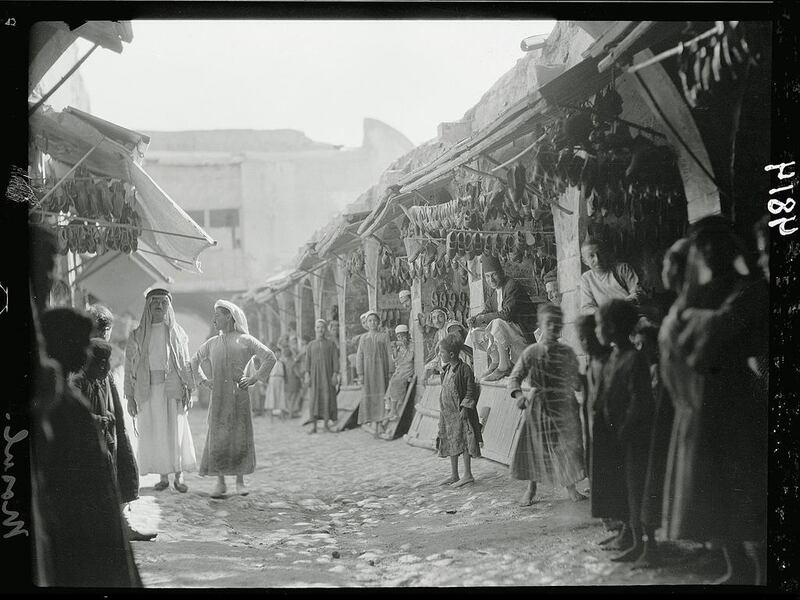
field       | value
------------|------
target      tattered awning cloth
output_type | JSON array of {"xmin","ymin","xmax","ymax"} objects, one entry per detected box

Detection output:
[{"xmin": 29, "ymin": 105, "xmax": 216, "ymax": 272}]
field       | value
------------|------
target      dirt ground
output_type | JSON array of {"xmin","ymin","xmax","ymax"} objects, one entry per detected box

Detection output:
[{"xmin": 125, "ymin": 405, "xmax": 727, "ymax": 588}]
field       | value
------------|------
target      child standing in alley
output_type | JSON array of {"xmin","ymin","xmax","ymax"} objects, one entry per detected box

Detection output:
[
  {"xmin": 594, "ymin": 299, "xmax": 655, "ymax": 562},
  {"xmin": 264, "ymin": 347, "xmax": 288, "ymax": 420},
  {"xmin": 575, "ymin": 314, "xmax": 611, "ymax": 485},
  {"xmin": 436, "ymin": 333, "xmax": 482, "ymax": 488},
  {"xmin": 632, "ymin": 320, "xmax": 673, "ymax": 567},
  {"xmin": 245, "ymin": 355, "xmax": 268, "ymax": 417}
]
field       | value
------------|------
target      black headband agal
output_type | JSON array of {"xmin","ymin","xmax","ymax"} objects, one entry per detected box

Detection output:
[{"xmin": 146, "ymin": 288, "xmax": 172, "ymax": 300}]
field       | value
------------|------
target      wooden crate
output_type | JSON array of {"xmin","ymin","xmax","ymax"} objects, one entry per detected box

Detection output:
[
  {"xmin": 476, "ymin": 379, "xmax": 526, "ymax": 466},
  {"xmin": 382, "ymin": 375, "xmax": 417, "ymax": 440},
  {"xmin": 333, "ymin": 384, "xmax": 362, "ymax": 432},
  {"xmin": 404, "ymin": 375, "xmax": 442, "ymax": 451}
]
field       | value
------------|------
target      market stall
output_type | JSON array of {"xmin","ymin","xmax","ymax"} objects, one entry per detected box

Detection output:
[{"xmin": 28, "ymin": 104, "xmax": 216, "ymax": 309}]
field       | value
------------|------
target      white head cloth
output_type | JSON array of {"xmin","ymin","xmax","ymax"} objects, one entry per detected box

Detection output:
[{"xmin": 215, "ymin": 299, "xmax": 249, "ymax": 334}]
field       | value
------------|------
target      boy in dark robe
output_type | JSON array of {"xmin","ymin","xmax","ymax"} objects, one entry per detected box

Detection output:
[
  {"xmin": 631, "ymin": 321, "xmax": 673, "ymax": 568},
  {"xmin": 71, "ymin": 339, "xmax": 119, "ymax": 476},
  {"xmin": 595, "ymin": 299, "xmax": 655, "ymax": 563},
  {"xmin": 37, "ymin": 308, "xmax": 141, "ymax": 587},
  {"xmin": 87, "ymin": 304, "xmax": 154, "ymax": 541}
]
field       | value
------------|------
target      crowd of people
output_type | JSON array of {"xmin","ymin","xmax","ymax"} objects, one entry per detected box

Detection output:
[
  {"xmin": 27, "ymin": 210, "xmax": 769, "ymax": 586},
  {"xmin": 436, "ymin": 214, "xmax": 769, "ymax": 585}
]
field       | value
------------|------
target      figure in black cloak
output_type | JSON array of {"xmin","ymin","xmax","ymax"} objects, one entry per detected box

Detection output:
[
  {"xmin": 87, "ymin": 303, "xmax": 156, "ymax": 541},
  {"xmin": 660, "ymin": 216, "xmax": 768, "ymax": 584},
  {"xmin": 36, "ymin": 308, "xmax": 141, "ymax": 587},
  {"xmin": 594, "ymin": 299, "xmax": 654, "ymax": 562}
]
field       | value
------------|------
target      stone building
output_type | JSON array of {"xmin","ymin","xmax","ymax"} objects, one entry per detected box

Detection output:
[{"xmin": 141, "ymin": 119, "xmax": 414, "ymax": 352}]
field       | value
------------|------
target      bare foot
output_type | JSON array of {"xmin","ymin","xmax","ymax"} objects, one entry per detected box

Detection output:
[
  {"xmin": 210, "ymin": 482, "xmax": 227, "ymax": 498},
  {"xmin": 568, "ymin": 489, "xmax": 588, "ymax": 502},
  {"xmin": 630, "ymin": 542, "xmax": 660, "ymax": 570},
  {"xmin": 603, "ymin": 529, "xmax": 633, "ymax": 551},
  {"xmin": 611, "ymin": 543, "xmax": 643, "ymax": 562},
  {"xmin": 451, "ymin": 476, "xmax": 474, "ymax": 488},
  {"xmin": 597, "ymin": 533, "xmax": 619, "ymax": 546},
  {"xmin": 438, "ymin": 475, "xmax": 459, "ymax": 486}
]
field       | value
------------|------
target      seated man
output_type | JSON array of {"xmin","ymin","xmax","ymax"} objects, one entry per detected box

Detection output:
[
  {"xmin": 579, "ymin": 235, "xmax": 643, "ymax": 315},
  {"xmin": 467, "ymin": 254, "xmax": 537, "ymax": 381}
]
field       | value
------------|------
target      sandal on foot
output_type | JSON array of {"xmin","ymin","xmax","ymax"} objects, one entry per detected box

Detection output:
[
  {"xmin": 451, "ymin": 477, "xmax": 474, "ymax": 488},
  {"xmin": 154, "ymin": 480, "xmax": 169, "ymax": 491}
]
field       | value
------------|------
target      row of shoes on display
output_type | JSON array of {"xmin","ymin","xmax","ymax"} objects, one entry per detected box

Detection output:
[
  {"xmin": 678, "ymin": 21, "xmax": 760, "ymax": 109},
  {"xmin": 407, "ymin": 251, "xmax": 470, "ymax": 287},
  {"xmin": 379, "ymin": 308, "xmax": 405, "ymax": 327},
  {"xmin": 37, "ymin": 175, "xmax": 139, "ymax": 223},
  {"xmin": 52, "ymin": 222, "xmax": 140, "ymax": 255},
  {"xmin": 345, "ymin": 248, "xmax": 366, "ymax": 279},
  {"xmin": 430, "ymin": 289, "xmax": 469, "ymax": 315},
  {"xmin": 444, "ymin": 229, "xmax": 552, "ymax": 264}
]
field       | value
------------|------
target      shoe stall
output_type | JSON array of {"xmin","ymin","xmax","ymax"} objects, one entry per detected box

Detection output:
[
  {"xmin": 28, "ymin": 104, "xmax": 216, "ymax": 313},
  {"xmin": 233, "ymin": 21, "xmax": 769, "ymax": 458}
]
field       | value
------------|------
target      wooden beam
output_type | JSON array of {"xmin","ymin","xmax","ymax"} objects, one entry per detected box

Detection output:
[
  {"xmin": 333, "ymin": 257, "xmax": 350, "ymax": 384},
  {"xmin": 363, "ymin": 237, "xmax": 380, "ymax": 311},
  {"xmin": 411, "ymin": 276, "xmax": 425, "ymax": 401},
  {"xmin": 582, "ymin": 21, "xmax": 634, "ymax": 58},
  {"xmin": 597, "ymin": 21, "xmax": 656, "ymax": 72},
  {"xmin": 294, "ymin": 281, "xmax": 304, "ymax": 343}
]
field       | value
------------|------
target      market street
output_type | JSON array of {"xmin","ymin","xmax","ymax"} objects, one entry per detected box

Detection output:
[{"xmin": 126, "ymin": 408, "xmax": 720, "ymax": 587}]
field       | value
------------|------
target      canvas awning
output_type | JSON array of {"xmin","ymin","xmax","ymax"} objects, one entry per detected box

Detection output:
[
  {"xmin": 74, "ymin": 241, "xmax": 172, "ymax": 318},
  {"xmin": 30, "ymin": 105, "xmax": 216, "ymax": 272},
  {"xmin": 29, "ymin": 21, "xmax": 134, "ymax": 96},
  {"xmin": 357, "ymin": 93, "xmax": 555, "ymax": 238}
]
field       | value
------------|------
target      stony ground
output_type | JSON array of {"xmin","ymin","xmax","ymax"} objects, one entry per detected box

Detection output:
[{"xmin": 125, "ymin": 406, "xmax": 727, "ymax": 588}]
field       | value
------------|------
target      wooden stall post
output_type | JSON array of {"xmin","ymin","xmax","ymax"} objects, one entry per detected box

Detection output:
[
  {"xmin": 277, "ymin": 292, "xmax": 292, "ymax": 337},
  {"xmin": 468, "ymin": 256, "xmax": 487, "ymax": 372},
  {"xmin": 311, "ymin": 273, "xmax": 324, "ymax": 322},
  {"xmin": 411, "ymin": 276, "xmax": 425, "ymax": 400},
  {"xmin": 333, "ymin": 257, "xmax": 349, "ymax": 384},
  {"xmin": 294, "ymin": 281, "xmax": 304, "ymax": 343},
  {"xmin": 257, "ymin": 305, "xmax": 268, "ymax": 342},
  {"xmin": 363, "ymin": 236, "xmax": 380, "ymax": 311}
]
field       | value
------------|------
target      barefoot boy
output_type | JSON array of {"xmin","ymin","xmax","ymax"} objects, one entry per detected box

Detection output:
[{"xmin": 436, "ymin": 333, "xmax": 482, "ymax": 488}]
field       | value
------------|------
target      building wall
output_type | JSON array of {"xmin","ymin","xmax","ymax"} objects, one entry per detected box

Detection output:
[
  {"xmin": 141, "ymin": 120, "xmax": 413, "ymax": 298},
  {"xmin": 142, "ymin": 159, "xmax": 251, "ymax": 292}
]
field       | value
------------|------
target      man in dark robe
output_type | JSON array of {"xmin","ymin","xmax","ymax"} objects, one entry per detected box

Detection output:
[{"xmin": 304, "ymin": 319, "xmax": 340, "ymax": 434}]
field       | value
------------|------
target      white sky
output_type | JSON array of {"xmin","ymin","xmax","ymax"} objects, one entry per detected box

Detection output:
[{"xmin": 47, "ymin": 20, "xmax": 555, "ymax": 147}]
